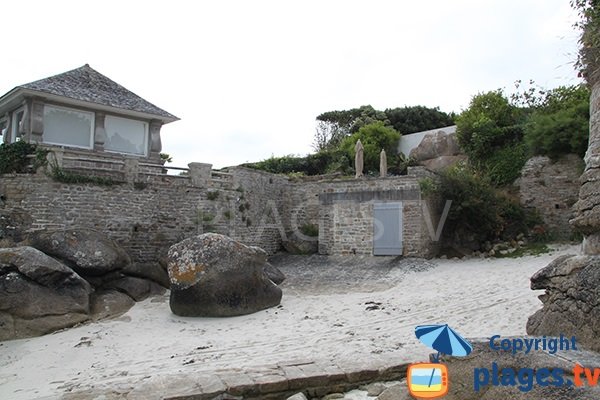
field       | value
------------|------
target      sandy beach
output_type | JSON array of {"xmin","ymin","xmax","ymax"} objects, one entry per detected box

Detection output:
[{"xmin": 0, "ymin": 244, "xmax": 578, "ymax": 399}]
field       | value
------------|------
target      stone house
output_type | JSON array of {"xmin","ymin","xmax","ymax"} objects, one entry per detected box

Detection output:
[{"xmin": 0, "ymin": 65, "xmax": 178, "ymax": 163}]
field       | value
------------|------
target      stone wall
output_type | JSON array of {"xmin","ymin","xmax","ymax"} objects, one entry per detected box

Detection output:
[
  {"xmin": 1, "ymin": 156, "xmax": 441, "ymax": 261},
  {"xmin": 286, "ymin": 167, "xmax": 441, "ymax": 257},
  {"xmin": 0, "ymin": 166, "xmax": 289, "ymax": 263},
  {"xmin": 519, "ymin": 154, "xmax": 584, "ymax": 239}
]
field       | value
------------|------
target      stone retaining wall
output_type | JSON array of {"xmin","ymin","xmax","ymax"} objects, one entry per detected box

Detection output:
[
  {"xmin": 519, "ymin": 154, "xmax": 584, "ymax": 239},
  {"xmin": 1, "ymin": 160, "xmax": 441, "ymax": 261}
]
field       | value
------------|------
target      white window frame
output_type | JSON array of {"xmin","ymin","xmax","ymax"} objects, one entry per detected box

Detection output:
[
  {"xmin": 104, "ymin": 114, "xmax": 149, "ymax": 157},
  {"xmin": 42, "ymin": 104, "xmax": 94, "ymax": 150},
  {"xmin": 10, "ymin": 106, "xmax": 25, "ymax": 143}
]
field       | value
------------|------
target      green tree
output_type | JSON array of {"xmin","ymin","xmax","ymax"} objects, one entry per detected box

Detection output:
[
  {"xmin": 524, "ymin": 85, "xmax": 590, "ymax": 158},
  {"xmin": 315, "ymin": 104, "xmax": 454, "ymax": 151},
  {"xmin": 385, "ymin": 106, "xmax": 455, "ymax": 135},
  {"xmin": 339, "ymin": 121, "xmax": 401, "ymax": 174},
  {"xmin": 456, "ymin": 90, "xmax": 526, "ymax": 185}
]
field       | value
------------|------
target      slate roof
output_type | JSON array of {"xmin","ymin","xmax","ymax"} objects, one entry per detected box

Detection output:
[{"xmin": 16, "ymin": 64, "xmax": 178, "ymax": 122}]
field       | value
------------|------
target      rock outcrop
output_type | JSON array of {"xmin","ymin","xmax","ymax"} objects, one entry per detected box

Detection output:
[
  {"xmin": 571, "ymin": 73, "xmax": 600, "ymax": 252},
  {"xmin": 1, "ymin": 230, "xmax": 168, "ymax": 340},
  {"xmin": 409, "ymin": 131, "xmax": 466, "ymax": 172},
  {"xmin": 167, "ymin": 233, "xmax": 282, "ymax": 317},
  {"xmin": 527, "ymin": 255, "xmax": 600, "ymax": 351},
  {"xmin": 29, "ymin": 229, "xmax": 131, "ymax": 276},
  {"xmin": 527, "ymin": 72, "xmax": 600, "ymax": 350},
  {"xmin": 0, "ymin": 246, "xmax": 92, "ymax": 340}
]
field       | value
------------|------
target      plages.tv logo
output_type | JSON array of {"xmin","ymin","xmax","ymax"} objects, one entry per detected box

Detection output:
[{"xmin": 408, "ymin": 324, "xmax": 473, "ymax": 399}]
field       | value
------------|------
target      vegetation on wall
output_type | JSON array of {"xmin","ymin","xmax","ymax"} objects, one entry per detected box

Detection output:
[
  {"xmin": 572, "ymin": 0, "xmax": 600, "ymax": 80},
  {"xmin": 0, "ymin": 141, "xmax": 48, "ymax": 174}
]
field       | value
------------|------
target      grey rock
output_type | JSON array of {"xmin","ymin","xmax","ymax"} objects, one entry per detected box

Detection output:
[
  {"xmin": 122, "ymin": 262, "xmax": 170, "ymax": 288},
  {"xmin": 90, "ymin": 290, "xmax": 135, "ymax": 321},
  {"xmin": 377, "ymin": 383, "xmax": 410, "ymax": 400},
  {"xmin": 102, "ymin": 276, "xmax": 165, "ymax": 302},
  {"xmin": 0, "ymin": 247, "xmax": 92, "ymax": 317},
  {"xmin": 29, "ymin": 229, "xmax": 131, "ymax": 276},
  {"xmin": 286, "ymin": 393, "xmax": 308, "ymax": 400},
  {"xmin": 363, "ymin": 381, "xmax": 387, "ymax": 396},
  {"xmin": 409, "ymin": 131, "xmax": 464, "ymax": 171},
  {"xmin": 167, "ymin": 233, "xmax": 282, "ymax": 317},
  {"xmin": 0, "ymin": 247, "xmax": 92, "ymax": 339},
  {"xmin": 282, "ymin": 231, "xmax": 318, "ymax": 255},
  {"xmin": 264, "ymin": 262, "xmax": 286, "ymax": 285},
  {"xmin": 527, "ymin": 255, "xmax": 600, "ymax": 351}
]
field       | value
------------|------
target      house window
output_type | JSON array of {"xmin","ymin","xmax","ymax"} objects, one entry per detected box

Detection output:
[
  {"xmin": 104, "ymin": 115, "xmax": 148, "ymax": 156},
  {"xmin": 43, "ymin": 105, "xmax": 94, "ymax": 149},
  {"xmin": 10, "ymin": 107, "xmax": 25, "ymax": 143},
  {"xmin": 0, "ymin": 118, "xmax": 7, "ymax": 144}
]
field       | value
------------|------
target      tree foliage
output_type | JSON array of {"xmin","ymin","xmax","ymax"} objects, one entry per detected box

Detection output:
[
  {"xmin": 524, "ymin": 85, "xmax": 591, "ymax": 158},
  {"xmin": 314, "ymin": 104, "xmax": 454, "ymax": 151},
  {"xmin": 456, "ymin": 84, "xmax": 590, "ymax": 186},
  {"xmin": 339, "ymin": 122, "xmax": 401, "ymax": 174}
]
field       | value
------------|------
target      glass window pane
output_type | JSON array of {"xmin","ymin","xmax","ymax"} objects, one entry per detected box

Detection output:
[
  {"xmin": 43, "ymin": 106, "xmax": 93, "ymax": 148},
  {"xmin": 104, "ymin": 115, "xmax": 147, "ymax": 156}
]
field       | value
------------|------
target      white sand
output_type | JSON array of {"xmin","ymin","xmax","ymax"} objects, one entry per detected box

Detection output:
[{"xmin": 0, "ymin": 245, "xmax": 578, "ymax": 399}]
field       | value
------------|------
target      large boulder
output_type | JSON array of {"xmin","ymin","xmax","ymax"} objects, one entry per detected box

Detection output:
[
  {"xmin": 29, "ymin": 229, "xmax": 131, "ymax": 276},
  {"xmin": 527, "ymin": 255, "xmax": 600, "ymax": 351},
  {"xmin": 0, "ymin": 246, "xmax": 92, "ymax": 340},
  {"xmin": 409, "ymin": 131, "xmax": 466, "ymax": 172},
  {"xmin": 90, "ymin": 290, "xmax": 136, "ymax": 321},
  {"xmin": 167, "ymin": 233, "xmax": 282, "ymax": 317}
]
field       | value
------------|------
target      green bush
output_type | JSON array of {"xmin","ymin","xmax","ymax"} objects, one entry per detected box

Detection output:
[
  {"xmin": 524, "ymin": 85, "xmax": 590, "ymax": 159},
  {"xmin": 339, "ymin": 121, "xmax": 401, "ymax": 175},
  {"xmin": 243, "ymin": 149, "xmax": 350, "ymax": 176},
  {"xmin": 436, "ymin": 164, "xmax": 531, "ymax": 244},
  {"xmin": 484, "ymin": 143, "xmax": 528, "ymax": 186}
]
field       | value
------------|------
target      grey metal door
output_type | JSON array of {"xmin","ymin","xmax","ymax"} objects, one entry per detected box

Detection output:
[{"xmin": 373, "ymin": 202, "xmax": 403, "ymax": 256}]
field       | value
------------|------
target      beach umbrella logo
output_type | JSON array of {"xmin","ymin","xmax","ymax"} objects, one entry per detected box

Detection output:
[
  {"xmin": 415, "ymin": 324, "xmax": 473, "ymax": 362},
  {"xmin": 407, "ymin": 324, "xmax": 472, "ymax": 399}
]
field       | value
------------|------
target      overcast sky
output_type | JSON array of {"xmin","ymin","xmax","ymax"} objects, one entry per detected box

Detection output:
[{"xmin": 0, "ymin": 0, "xmax": 582, "ymax": 169}]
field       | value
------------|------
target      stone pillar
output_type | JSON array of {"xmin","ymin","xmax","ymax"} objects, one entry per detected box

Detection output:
[
  {"xmin": 29, "ymin": 100, "xmax": 44, "ymax": 144},
  {"xmin": 572, "ymin": 69, "xmax": 600, "ymax": 254},
  {"xmin": 94, "ymin": 113, "xmax": 106, "ymax": 151},
  {"xmin": 188, "ymin": 162, "xmax": 212, "ymax": 187},
  {"xmin": 149, "ymin": 120, "xmax": 162, "ymax": 160},
  {"xmin": 124, "ymin": 158, "xmax": 139, "ymax": 184}
]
